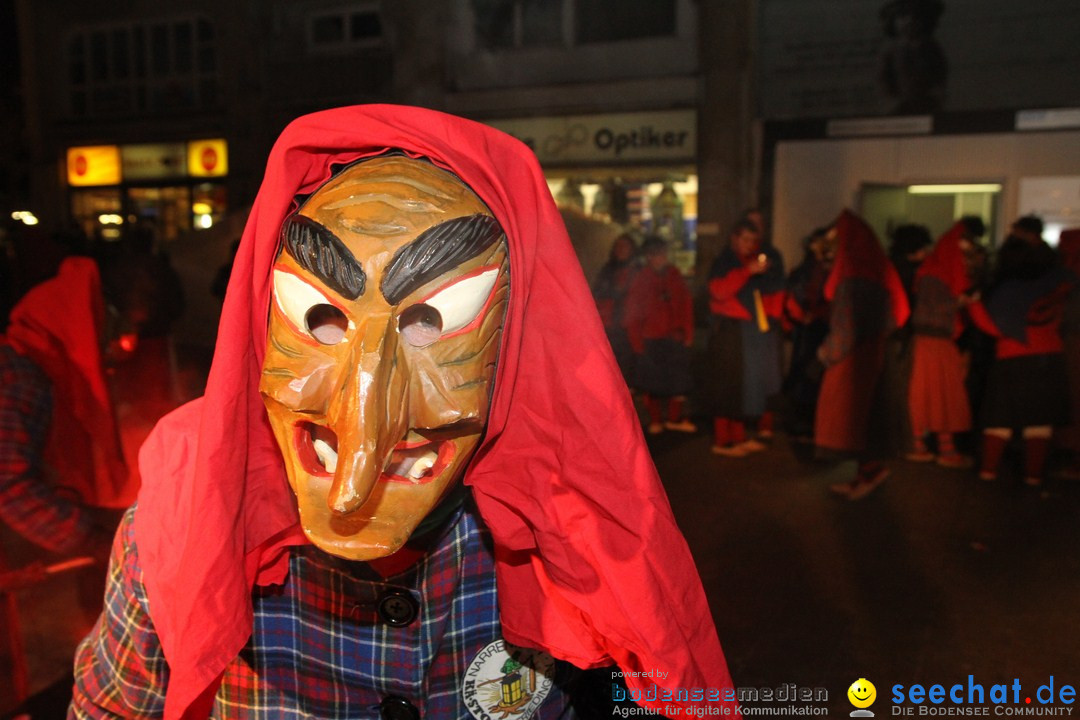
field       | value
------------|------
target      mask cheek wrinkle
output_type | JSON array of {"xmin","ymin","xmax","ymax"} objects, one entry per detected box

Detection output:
[
  {"xmin": 408, "ymin": 363, "xmax": 470, "ymax": 429},
  {"xmin": 270, "ymin": 358, "xmax": 338, "ymax": 414}
]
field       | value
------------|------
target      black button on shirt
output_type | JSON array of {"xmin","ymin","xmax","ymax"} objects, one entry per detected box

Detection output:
[
  {"xmin": 377, "ymin": 589, "xmax": 419, "ymax": 626},
  {"xmin": 380, "ymin": 695, "xmax": 421, "ymax": 720}
]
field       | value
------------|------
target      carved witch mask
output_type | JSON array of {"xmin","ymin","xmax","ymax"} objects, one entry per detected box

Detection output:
[{"xmin": 259, "ymin": 155, "xmax": 509, "ymax": 560}]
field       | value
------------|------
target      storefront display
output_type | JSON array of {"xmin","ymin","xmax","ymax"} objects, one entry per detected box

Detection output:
[
  {"xmin": 65, "ymin": 139, "xmax": 229, "ymax": 246},
  {"xmin": 487, "ymin": 111, "xmax": 698, "ymax": 276}
]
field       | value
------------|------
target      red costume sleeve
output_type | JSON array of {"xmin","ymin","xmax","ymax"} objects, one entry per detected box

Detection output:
[
  {"xmin": 762, "ymin": 288, "xmax": 786, "ymax": 320},
  {"xmin": 708, "ymin": 266, "xmax": 750, "ymax": 310}
]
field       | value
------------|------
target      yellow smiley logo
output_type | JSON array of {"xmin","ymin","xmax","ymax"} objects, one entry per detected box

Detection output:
[{"xmin": 847, "ymin": 678, "xmax": 877, "ymax": 709}]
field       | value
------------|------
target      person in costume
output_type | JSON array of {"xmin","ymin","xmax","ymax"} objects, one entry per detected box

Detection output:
[
  {"xmin": 905, "ymin": 221, "xmax": 977, "ymax": 468},
  {"xmin": 624, "ymin": 236, "xmax": 696, "ymax": 434},
  {"xmin": 1, "ymin": 258, "xmax": 130, "ymax": 705},
  {"xmin": 592, "ymin": 232, "xmax": 640, "ymax": 385},
  {"xmin": 70, "ymin": 106, "xmax": 736, "ymax": 720},
  {"xmin": 782, "ymin": 227, "xmax": 834, "ymax": 441},
  {"xmin": 0, "ymin": 257, "xmax": 129, "ymax": 557},
  {"xmin": 1057, "ymin": 229, "xmax": 1080, "ymax": 479},
  {"xmin": 967, "ymin": 216, "xmax": 1071, "ymax": 486},
  {"xmin": 705, "ymin": 220, "xmax": 785, "ymax": 457},
  {"xmin": 815, "ymin": 211, "xmax": 910, "ymax": 500}
]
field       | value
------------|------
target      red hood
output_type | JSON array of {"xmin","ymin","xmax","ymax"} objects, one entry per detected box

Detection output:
[
  {"xmin": 134, "ymin": 105, "xmax": 735, "ymax": 719},
  {"xmin": 917, "ymin": 221, "xmax": 969, "ymax": 297},
  {"xmin": 3, "ymin": 257, "xmax": 129, "ymax": 507},
  {"xmin": 826, "ymin": 209, "xmax": 910, "ymax": 328}
]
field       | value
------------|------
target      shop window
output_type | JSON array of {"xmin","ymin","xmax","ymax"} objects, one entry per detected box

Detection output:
[
  {"xmin": 307, "ymin": 5, "xmax": 384, "ymax": 52},
  {"xmin": 70, "ymin": 189, "xmax": 123, "ymax": 242},
  {"xmin": 548, "ymin": 171, "xmax": 699, "ymax": 276},
  {"xmin": 127, "ymin": 186, "xmax": 191, "ymax": 244},
  {"xmin": 192, "ymin": 183, "xmax": 227, "ymax": 231},
  {"xmin": 66, "ymin": 17, "xmax": 217, "ymax": 118},
  {"xmin": 473, "ymin": 0, "xmax": 678, "ymax": 49}
]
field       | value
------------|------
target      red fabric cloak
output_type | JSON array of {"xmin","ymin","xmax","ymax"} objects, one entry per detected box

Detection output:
[
  {"xmin": 815, "ymin": 211, "xmax": 910, "ymax": 453},
  {"xmin": 133, "ymin": 105, "xmax": 736, "ymax": 719},
  {"xmin": 3, "ymin": 257, "xmax": 130, "ymax": 507}
]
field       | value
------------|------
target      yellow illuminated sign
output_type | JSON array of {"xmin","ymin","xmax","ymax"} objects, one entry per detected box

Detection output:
[
  {"xmin": 188, "ymin": 139, "xmax": 228, "ymax": 177},
  {"xmin": 67, "ymin": 146, "xmax": 122, "ymax": 186}
]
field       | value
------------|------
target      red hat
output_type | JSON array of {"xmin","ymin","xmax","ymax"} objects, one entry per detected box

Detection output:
[{"xmin": 917, "ymin": 221, "xmax": 970, "ymax": 297}]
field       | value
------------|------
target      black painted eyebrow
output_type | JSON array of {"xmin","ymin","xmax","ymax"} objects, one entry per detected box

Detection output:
[
  {"xmin": 380, "ymin": 214, "xmax": 504, "ymax": 305},
  {"xmin": 279, "ymin": 214, "xmax": 366, "ymax": 300}
]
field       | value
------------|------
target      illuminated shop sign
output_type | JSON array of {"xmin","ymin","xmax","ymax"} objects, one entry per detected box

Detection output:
[
  {"xmin": 67, "ymin": 146, "xmax": 122, "ymax": 186},
  {"xmin": 66, "ymin": 139, "xmax": 229, "ymax": 186},
  {"xmin": 188, "ymin": 139, "xmax": 228, "ymax": 177},
  {"xmin": 121, "ymin": 143, "xmax": 187, "ymax": 180},
  {"xmin": 487, "ymin": 110, "xmax": 696, "ymax": 165}
]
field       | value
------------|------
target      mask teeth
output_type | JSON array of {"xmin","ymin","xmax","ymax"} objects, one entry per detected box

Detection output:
[
  {"xmin": 313, "ymin": 438, "xmax": 338, "ymax": 473},
  {"xmin": 384, "ymin": 444, "xmax": 440, "ymax": 481},
  {"xmin": 408, "ymin": 452, "xmax": 437, "ymax": 479}
]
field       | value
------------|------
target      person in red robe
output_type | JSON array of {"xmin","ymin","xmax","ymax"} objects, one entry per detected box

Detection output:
[
  {"xmin": 624, "ymin": 236, "xmax": 696, "ymax": 434},
  {"xmin": 1, "ymin": 257, "xmax": 131, "ymax": 550},
  {"xmin": 906, "ymin": 221, "xmax": 977, "ymax": 468},
  {"xmin": 815, "ymin": 211, "xmax": 910, "ymax": 499},
  {"xmin": 592, "ymin": 232, "xmax": 640, "ymax": 385}
]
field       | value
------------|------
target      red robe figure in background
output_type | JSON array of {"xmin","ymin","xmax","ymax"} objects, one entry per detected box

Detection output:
[
  {"xmin": 1, "ymin": 258, "xmax": 129, "ymax": 705},
  {"xmin": 624, "ymin": 236, "xmax": 696, "ymax": 434},
  {"xmin": 906, "ymin": 221, "xmax": 974, "ymax": 467},
  {"xmin": 815, "ymin": 211, "xmax": 910, "ymax": 499},
  {"xmin": 592, "ymin": 232, "xmax": 640, "ymax": 385},
  {"xmin": 1, "ymin": 257, "xmax": 130, "ymax": 549}
]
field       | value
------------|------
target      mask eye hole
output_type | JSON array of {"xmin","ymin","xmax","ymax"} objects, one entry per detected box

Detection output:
[
  {"xmin": 306, "ymin": 304, "xmax": 348, "ymax": 345},
  {"xmin": 398, "ymin": 303, "xmax": 443, "ymax": 347}
]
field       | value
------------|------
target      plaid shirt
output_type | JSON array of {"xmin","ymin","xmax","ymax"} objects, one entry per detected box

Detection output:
[
  {"xmin": 71, "ymin": 503, "xmax": 578, "ymax": 719},
  {"xmin": 0, "ymin": 344, "xmax": 95, "ymax": 554}
]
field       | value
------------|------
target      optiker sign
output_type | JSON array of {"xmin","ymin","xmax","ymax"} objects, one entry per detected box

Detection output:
[{"xmin": 486, "ymin": 110, "xmax": 696, "ymax": 165}]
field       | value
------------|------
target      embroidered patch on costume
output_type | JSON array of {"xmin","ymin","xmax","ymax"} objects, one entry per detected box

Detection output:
[{"xmin": 462, "ymin": 639, "xmax": 555, "ymax": 720}]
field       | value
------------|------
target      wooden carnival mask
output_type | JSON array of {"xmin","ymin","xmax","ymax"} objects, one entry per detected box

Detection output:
[{"xmin": 260, "ymin": 156, "xmax": 509, "ymax": 560}]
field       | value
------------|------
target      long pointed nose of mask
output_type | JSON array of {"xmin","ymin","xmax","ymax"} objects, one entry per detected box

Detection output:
[{"xmin": 327, "ymin": 317, "xmax": 398, "ymax": 514}]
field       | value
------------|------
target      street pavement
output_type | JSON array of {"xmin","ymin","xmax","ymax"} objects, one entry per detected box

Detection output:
[{"xmin": 648, "ymin": 427, "xmax": 1080, "ymax": 716}]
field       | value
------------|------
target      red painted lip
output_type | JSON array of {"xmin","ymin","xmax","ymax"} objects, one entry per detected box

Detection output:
[
  {"xmin": 293, "ymin": 422, "xmax": 455, "ymax": 484},
  {"xmin": 294, "ymin": 421, "xmax": 334, "ymax": 477}
]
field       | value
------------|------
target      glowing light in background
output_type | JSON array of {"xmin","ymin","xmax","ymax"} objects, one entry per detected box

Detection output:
[{"xmin": 11, "ymin": 211, "xmax": 39, "ymax": 225}]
